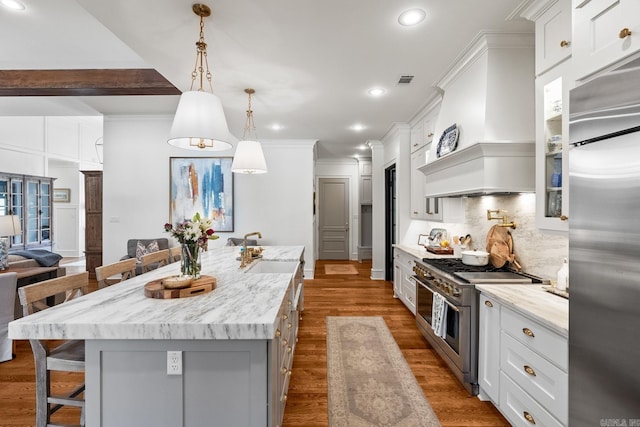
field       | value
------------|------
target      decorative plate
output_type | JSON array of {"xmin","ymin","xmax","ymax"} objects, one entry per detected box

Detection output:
[{"xmin": 436, "ymin": 124, "xmax": 459, "ymax": 158}]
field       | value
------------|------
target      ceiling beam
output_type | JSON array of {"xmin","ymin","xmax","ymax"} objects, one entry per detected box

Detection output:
[{"xmin": 0, "ymin": 69, "xmax": 181, "ymax": 96}]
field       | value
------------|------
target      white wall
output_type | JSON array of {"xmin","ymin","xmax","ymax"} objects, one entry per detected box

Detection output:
[
  {"xmin": 315, "ymin": 159, "xmax": 359, "ymax": 260},
  {"xmin": 102, "ymin": 115, "xmax": 317, "ymax": 277}
]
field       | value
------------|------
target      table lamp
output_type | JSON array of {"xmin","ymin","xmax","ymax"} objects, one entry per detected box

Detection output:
[{"xmin": 0, "ymin": 215, "xmax": 21, "ymax": 270}]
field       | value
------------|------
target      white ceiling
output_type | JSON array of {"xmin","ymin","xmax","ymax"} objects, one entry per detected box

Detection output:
[{"xmin": 0, "ymin": 0, "xmax": 534, "ymax": 159}]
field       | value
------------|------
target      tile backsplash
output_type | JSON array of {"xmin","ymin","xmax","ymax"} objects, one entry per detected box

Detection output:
[{"xmin": 406, "ymin": 193, "xmax": 568, "ymax": 280}]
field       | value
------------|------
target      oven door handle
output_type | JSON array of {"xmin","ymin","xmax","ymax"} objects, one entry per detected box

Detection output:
[{"xmin": 416, "ymin": 279, "xmax": 461, "ymax": 312}]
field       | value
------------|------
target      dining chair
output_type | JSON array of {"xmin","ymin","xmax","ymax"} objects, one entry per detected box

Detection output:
[
  {"xmin": 95, "ymin": 258, "xmax": 137, "ymax": 289},
  {"xmin": 168, "ymin": 246, "xmax": 182, "ymax": 263},
  {"xmin": 140, "ymin": 249, "xmax": 170, "ymax": 273},
  {"xmin": 18, "ymin": 272, "xmax": 89, "ymax": 427},
  {"xmin": 0, "ymin": 272, "xmax": 18, "ymax": 363}
]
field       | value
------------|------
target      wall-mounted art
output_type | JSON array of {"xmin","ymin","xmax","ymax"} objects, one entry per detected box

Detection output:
[
  {"xmin": 53, "ymin": 188, "xmax": 70, "ymax": 203},
  {"xmin": 169, "ymin": 157, "xmax": 234, "ymax": 232}
]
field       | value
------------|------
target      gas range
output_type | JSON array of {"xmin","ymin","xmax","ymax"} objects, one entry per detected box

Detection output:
[
  {"xmin": 413, "ymin": 257, "xmax": 545, "ymax": 395},
  {"xmin": 414, "ymin": 257, "xmax": 544, "ymax": 305}
]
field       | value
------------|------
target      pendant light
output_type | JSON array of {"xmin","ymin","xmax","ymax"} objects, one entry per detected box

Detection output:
[
  {"xmin": 231, "ymin": 88, "xmax": 268, "ymax": 174},
  {"xmin": 168, "ymin": 4, "xmax": 232, "ymax": 151}
]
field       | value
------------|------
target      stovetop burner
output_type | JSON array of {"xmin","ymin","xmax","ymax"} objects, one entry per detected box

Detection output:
[{"xmin": 420, "ymin": 258, "xmax": 545, "ymax": 284}]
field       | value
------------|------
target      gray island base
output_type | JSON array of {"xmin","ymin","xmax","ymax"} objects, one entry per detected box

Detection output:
[{"xmin": 9, "ymin": 246, "xmax": 305, "ymax": 427}]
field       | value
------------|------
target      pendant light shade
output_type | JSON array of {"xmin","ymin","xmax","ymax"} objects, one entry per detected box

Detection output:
[
  {"xmin": 167, "ymin": 4, "xmax": 232, "ymax": 151},
  {"xmin": 232, "ymin": 140, "xmax": 267, "ymax": 174},
  {"xmin": 168, "ymin": 91, "xmax": 232, "ymax": 150},
  {"xmin": 232, "ymin": 88, "xmax": 268, "ymax": 174}
]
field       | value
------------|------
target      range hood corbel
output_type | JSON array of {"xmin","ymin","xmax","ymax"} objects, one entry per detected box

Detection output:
[{"xmin": 418, "ymin": 142, "xmax": 535, "ymax": 197}]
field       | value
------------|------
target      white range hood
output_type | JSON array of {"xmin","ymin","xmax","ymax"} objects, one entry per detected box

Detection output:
[{"xmin": 421, "ymin": 32, "xmax": 536, "ymax": 197}]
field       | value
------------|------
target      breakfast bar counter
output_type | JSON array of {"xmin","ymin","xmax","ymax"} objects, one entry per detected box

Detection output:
[
  {"xmin": 9, "ymin": 245, "xmax": 305, "ymax": 427},
  {"xmin": 9, "ymin": 246, "xmax": 304, "ymax": 341}
]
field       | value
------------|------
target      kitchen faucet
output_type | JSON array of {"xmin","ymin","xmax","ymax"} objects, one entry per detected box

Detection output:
[{"xmin": 241, "ymin": 232, "xmax": 262, "ymax": 268}]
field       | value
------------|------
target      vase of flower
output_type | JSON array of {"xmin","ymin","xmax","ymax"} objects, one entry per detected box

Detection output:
[
  {"xmin": 164, "ymin": 212, "xmax": 218, "ymax": 280},
  {"xmin": 181, "ymin": 242, "xmax": 201, "ymax": 278}
]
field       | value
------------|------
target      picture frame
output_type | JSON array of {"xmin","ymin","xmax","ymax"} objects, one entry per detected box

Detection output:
[
  {"xmin": 417, "ymin": 234, "xmax": 429, "ymax": 246},
  {"xmin": 53, "ymin": 188, "xmax": 71, "ymax": 203},
  {"xmin": 169, "ymin": 157, "xmax": 234, "ymax": 232}
]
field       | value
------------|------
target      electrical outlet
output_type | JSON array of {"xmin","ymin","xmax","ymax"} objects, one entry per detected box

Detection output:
[{"xmin": 167, "ymin": 351, "xmax": 182, "ymax": 375}]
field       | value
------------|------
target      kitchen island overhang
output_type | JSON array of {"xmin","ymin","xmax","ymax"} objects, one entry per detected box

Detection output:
[{"xmin": 9, "ymin": 245, "xmax": 305, "ymax": 427}]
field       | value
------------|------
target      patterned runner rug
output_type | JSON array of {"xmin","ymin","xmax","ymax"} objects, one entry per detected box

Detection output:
[
  {"xmin": 326, "ymin": 316, "xmax": 441, "ymax": 426},
  {"xmin": 324, "ymin": 264, "xmax": 359, "ymax": 275}
]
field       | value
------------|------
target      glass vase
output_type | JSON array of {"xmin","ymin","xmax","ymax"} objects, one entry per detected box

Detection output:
[{"xmin": 181, "ymin": 242, "xmax": 201, "ymax": 279}]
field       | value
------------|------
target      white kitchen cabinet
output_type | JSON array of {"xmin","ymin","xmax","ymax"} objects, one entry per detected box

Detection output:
[
  {"xmin": 410, "ymin": 120, "xmax": 426, "ymax": 153},
  {"xmin": 410, "ymin": 145, "xmax": 428, "ymax": 219},
  {"xmin": 393, "ymin": 247, "xmax": 417, "ymax": 315},
  {"xmin": 477, "ymin": 292, "xmax": 568, "ymax": 427},
  {"xmin": 478, "ymin": 294, "xmax": 501, "ymax": 403},
  {"xmin": 573, "ymin": 0, "xmax": 640, "ymax": 81},
  {"xmin": 535, "ymin": 60, "xmax": 573, "ymax": 232},
  {"xmin": 358, "ymin": 160, "xmax": 372, "ymax": 261},
  {"xmin": 535, "ymin": 0, "xmax": 572, "ymax": 75}
]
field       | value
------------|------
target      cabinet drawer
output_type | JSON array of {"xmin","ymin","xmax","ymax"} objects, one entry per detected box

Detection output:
[
  {"xmin": 501, "ymin": 307, "xmax": 568, "ymax": 370},
  {"xmin": 501, "ymin": 332, "xmax": 568, "ymax": 424},
  {"xmin": 500, "ymin": 372, "xmax": 564, "ymax": 427}
]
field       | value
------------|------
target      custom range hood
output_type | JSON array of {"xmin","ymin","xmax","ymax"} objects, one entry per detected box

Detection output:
[{"xmin": 420, "ymin": 32, "xmax": 536, "ymax": 198}]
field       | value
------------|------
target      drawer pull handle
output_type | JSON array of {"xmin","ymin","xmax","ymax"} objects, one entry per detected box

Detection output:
[
  {"xmin": 524, "ymin": 365, "xmax": 536, "ymax": 376},
  {"xmin": 283, "ymin": 394, "xmax": 288, "ymax": 402},
  {"xmin": 283, "ymin": 339, "xmax": 288, "ymax": 346},
  {"xmin": 288, "ymin": 322, "xmax": 292, "ymax": 329},
  {"xmin": 559, "ymin": 40, "xmax": 570, "ymax": 48},
  {"xmin": 283, "ymin": 314, "xmax": 288, "ymax": 320},
  {"xmin": 281, "ymin": 367, "xmax": 287, "ymax": 374},
  {"xmin": 523, "ymin": 411, "xmax": 536, "ymax": 424},
  {"xmin": 560, "ymin": 215, "xmax": 568, "ymax": 221},
  {"xmin": 287, "ymin": 346, "xmax": 292, "ymax": 353},
  {"xmin": 427, "ymin": 132, "xmax": 434, "ymax": 137},
  {"xmin": 484, "ymin": 300, "xmax": 493, "ymax": 308},
  {"xmin": 620, "ymin": 28, "xmax": 632, "ymax": 39},
  {"xmin": 275, "ymin": 329, "xmax": 281, "ymax": 337},
  {"xmin": 522, "ymin": 327, "xmax": 535, "ymax": 337}
]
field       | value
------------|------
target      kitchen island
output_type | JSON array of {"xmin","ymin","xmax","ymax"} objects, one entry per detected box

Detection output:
[{"xmin": 9, "ymin": 246, "xmax": 305, "ymax": 427}]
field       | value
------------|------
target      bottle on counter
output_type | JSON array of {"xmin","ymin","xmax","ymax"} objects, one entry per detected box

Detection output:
[{"xmin": 556, "ymin": 258, "xmax": 569, "ymax": 292}]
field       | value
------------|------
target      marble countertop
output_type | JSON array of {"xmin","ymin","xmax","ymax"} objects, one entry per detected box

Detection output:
[
  {"xmin": 476, "ymin": 284, "xmax": 568, "ymax": 337},
  {"xmin": 9, "ymin": 246, "xmax": 304, "ymax": 341},
  {"xmin": 393, "ymin": 244, "xmax": 458, "ymax": 260}
]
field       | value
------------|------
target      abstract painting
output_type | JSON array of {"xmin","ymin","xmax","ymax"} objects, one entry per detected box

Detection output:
[{"xmin": 169, "ymin": 157, "xmax": 234, "ymax": 232}]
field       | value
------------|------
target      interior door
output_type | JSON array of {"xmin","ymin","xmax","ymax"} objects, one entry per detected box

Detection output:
[{"xmin": 318, "ymin": 178, "xmax": 349, "ymax": 260}]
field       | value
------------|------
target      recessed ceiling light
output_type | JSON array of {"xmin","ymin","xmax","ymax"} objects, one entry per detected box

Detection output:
[
  {"xmin": 351, "ymin": 124, "xmax": 366, "ymax": 132},
  {"xmin": 398, "ymin": 9, "xmax": 426, "ymax": 26},
  {"xmin": 270, "ymin": 124, "xmax": 283, "ymax": 131},
  {"xmin": 1, "ymin": 0, "xmax": 25, "ymax": 10},
  {"xmin": 367, "ymin": 87, "xmax": 386, "ymax": 97},
  {"xmin": 358, "ymin": 144, "xmax": 368, "ymax": 150}
]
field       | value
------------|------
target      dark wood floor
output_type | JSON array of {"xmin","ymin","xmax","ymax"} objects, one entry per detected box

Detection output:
[
  {"xmin": 282, "ymin": 260, "xmax": 508, "ymax": 427},
  {"xmin": 0, "ymin": 260, "xmax": 508, "ymax": 426}
]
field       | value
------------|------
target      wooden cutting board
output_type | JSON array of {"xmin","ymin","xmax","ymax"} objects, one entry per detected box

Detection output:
[
  {"xmin": 144, "ymin": 275, "xmax": 217, "ymax": 299},
  {"xmin": 426, "ymin": 246, "xmax": 454, "ymax": 255}
]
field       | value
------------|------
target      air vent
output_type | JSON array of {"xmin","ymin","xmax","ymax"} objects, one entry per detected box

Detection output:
[{"xmin": 398, "ymin": 75, "xmax": 414, "ymax": 84}]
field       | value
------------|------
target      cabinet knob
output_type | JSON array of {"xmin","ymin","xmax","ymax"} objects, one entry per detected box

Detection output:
[
  {"xmin": 413, "ymin": 143, "xmax": 418, "ymax": 147},
  {"xmin": 524, "ymin": 365, "xmax": 537, "ymax": 376},
  {"xmin": 484, "ymin": 300, "xmax": 493, "ymax": 308},
  {"xmin": 523, "ymin": 411, "xmax": 536, "ymax": 424},
  {"xmin": 522, "ymin": 327, "xmax": 535, "ymax": 338},
  {"xmin": 559, "ymin": 40, "xmax": 570, "ymax": 48},
  {"xmin": 275, "ymin": 329, "xmax": 281, "ymax": 337},
  {"xmin": 620, "ymin": 28, "xmax": 632, "ymax": 39},
  {"xmin": 426, "ymin": 211, "xmax": 433, "ymax": 215},
  {"xmin": 412, "ymin": 211, "xmax": 419, "ymax": 215},
  {"xmin": 560, "ymin": 215, "xmax": 568, "ymax": 221},
  {"xmin": 427, "ymin": 132, "xmax": 434, "ymax": 137}
]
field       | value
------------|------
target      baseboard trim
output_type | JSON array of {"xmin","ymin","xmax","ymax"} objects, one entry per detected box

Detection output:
[{"xmin": 370, "ymin": 268, "xmax": 385, "ymax": 280}]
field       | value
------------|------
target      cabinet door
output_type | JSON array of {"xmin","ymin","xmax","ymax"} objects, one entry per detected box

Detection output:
[
  {"xmin": 535, "ymin": 61, "xmax": 572, "ymax": 232},
  {"xmin": 410, "ymin": 146, "xmax": 427, "ymax": 219},
  {"xmin": 535, "ymin": 0, "xmax": 572, "ymax": 75},
  {"xmin": 410, "ymin": 121, "xmax": 425, "ymax": 152},
  {"xmin": 360, "ymin": 176, "xmax": 372, "ymax": 204},
  {"xmin": 478, "ymin": 294, "xmax": 501, "ymax": 403},
  {"xmin": 25, "ymin": 178, "xmax": 52, "ymax": 247},
  {"xmin": 424, "ymin": 197, "xmax": 443, "ymax": 221},
  {"xmin": 393, "ymin": 255, "xmax": 402, "ymax": 298},
  {"xmin": 401, "ymin": 271, "xmax": 416, "ymax": 315},
  {"xmin": 573, "ymin": 0, "xmax": 640, "ymax": 80}
]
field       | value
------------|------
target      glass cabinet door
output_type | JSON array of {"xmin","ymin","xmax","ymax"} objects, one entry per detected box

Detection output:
[
  {"xmin": 40, "ymin": 181, "xmax": 51, "ymax": 242},
  {"xmin": 26, "ymin": 180, "xmax": 40, "ymax": 245},
  {"xmin": 536, "ymin": 61, "xmax": 572, "ymax": 232},
  {"xmin": 11, "ymin": 179, "xmax": 23, "ymax": 246}
]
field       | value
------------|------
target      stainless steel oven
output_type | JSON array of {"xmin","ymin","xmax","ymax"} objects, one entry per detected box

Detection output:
[{"xmin": 413, "ymin": 258, "xmax": 544, "ymax": 395}]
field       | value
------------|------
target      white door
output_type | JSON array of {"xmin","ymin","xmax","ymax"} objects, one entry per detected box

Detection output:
[{"xmin": 318, "ymin": 178, "xmax": 349, "ymax": 260}]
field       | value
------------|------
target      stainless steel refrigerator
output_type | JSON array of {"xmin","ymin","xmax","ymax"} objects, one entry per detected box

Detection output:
[{"xmin": 569, "ymin": 57, "xmax": 640, "ymax": 424}]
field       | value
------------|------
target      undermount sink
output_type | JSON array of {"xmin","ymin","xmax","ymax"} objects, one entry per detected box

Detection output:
[{"xmin": 243, "ymin": 260, "xmax": 298, "ymax": 274}]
